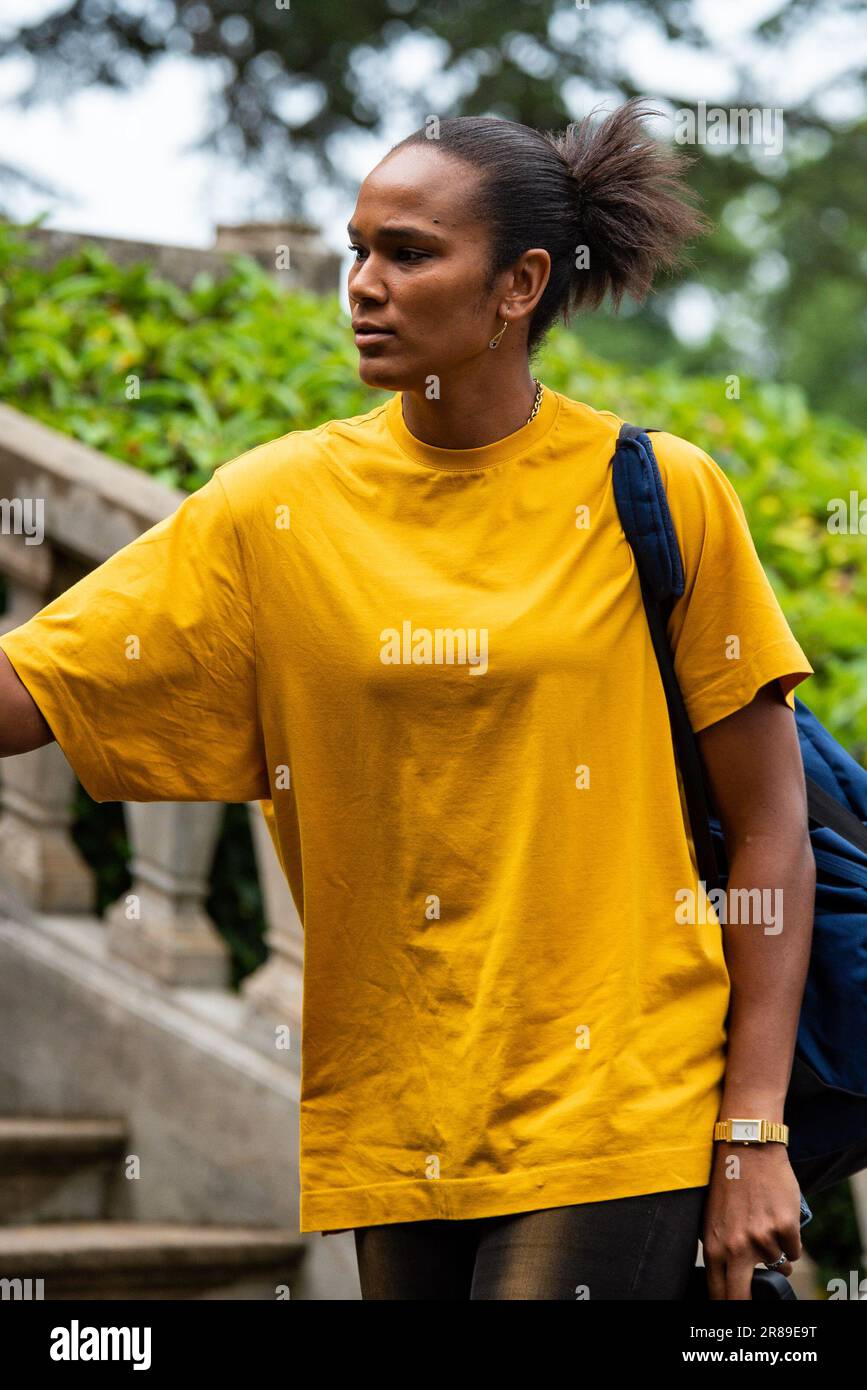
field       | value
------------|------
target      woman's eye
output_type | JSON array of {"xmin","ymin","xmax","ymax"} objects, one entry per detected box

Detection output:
[{"xmin": 347, "ymin": 245, "xmax": 427, "ymax": 264}]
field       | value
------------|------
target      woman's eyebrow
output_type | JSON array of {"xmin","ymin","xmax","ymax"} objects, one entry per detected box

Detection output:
[{"xmin": 347, "ymin": 221, "xmax": 446, "ymax": 244}]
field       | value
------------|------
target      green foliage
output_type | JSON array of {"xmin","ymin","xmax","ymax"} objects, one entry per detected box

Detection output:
[
  {"xmin": 3, "ymin": 3, "xmax": 865, "ymax": 429},
  {"xmin": 2, "ymin": 220, "xmax": 866, "ymax": 979},
  {"xmin": 0, "ymin": 221, "xmax": 372, "ymax": 491}
]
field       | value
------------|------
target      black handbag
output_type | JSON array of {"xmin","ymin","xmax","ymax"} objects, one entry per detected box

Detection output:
[{"xmin": 687, "ymin": 1265, "xmax": 798, "ymax": 1300}]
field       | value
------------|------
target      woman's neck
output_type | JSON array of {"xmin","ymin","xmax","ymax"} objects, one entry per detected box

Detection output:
[{"xmin": 399, "ymin": 368, "xmax": 539, "ymax": 450}]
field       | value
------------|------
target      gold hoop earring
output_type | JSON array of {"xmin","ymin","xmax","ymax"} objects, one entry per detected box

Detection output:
[{"xmin": 489, "ymin": 318, "xmax": 508, "ymax": 349}]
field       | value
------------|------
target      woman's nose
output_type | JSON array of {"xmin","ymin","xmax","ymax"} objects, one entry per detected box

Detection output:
[{"xmin": 350, "ymin": 261, "xmax": 387, "ymax": 303}]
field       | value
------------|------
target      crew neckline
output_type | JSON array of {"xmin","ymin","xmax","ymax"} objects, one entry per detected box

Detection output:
[{"xmin": 385, "ymin": 384, "xmax": 560, "ymax": 471}]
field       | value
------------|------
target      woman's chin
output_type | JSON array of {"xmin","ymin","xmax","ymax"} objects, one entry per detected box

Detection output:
[{"xmin": 356, "ymin": 358, "xmax": 407, "ymax": 392}]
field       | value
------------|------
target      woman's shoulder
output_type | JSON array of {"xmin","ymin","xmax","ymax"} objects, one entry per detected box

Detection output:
[
  {"xmin": 211, "ymin": 399, "xmax": 390, "ymax": 505},
  {"xmin": 551, "ymin": 392, "xmax": 725, "ymax": 486},
  {"xmin": 552, "ymin": 392, "xmax": 745, "ymax": 523},
  {"xmin": 646, "ymin": 429, "xmax": 743, "ymax": 516}
]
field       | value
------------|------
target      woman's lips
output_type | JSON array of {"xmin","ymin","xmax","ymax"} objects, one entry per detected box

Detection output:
[{"xmin": 354, "ymin": 330, "xmax": 395, "ymax": 346}]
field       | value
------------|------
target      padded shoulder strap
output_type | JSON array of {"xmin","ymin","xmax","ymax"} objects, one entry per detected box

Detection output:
[
  {"xmin": 612, "ymin": 422, "xmax": 723, "ymax": 892},
  {"xmin": 612, "ymin": 423, "xmax": 684, "ymax": 605}
]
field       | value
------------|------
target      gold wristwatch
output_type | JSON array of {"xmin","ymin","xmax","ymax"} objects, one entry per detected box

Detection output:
[{"xmin": 713, "ymin": 1118, "xmax": 789, "ymax": 1145}]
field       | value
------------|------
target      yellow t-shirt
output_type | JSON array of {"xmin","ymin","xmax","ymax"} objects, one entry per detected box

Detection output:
[{"xmin": 0, "ymin": 387, "xmax": 814, "ymax": 1233}]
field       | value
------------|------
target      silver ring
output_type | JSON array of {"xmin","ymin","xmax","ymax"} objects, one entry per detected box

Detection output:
[{"xmin": 764, "ymin": 1252, "xmax": 788, "ymax": 1270}]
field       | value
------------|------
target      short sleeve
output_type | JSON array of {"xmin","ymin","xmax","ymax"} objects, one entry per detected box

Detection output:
[
  {"xmin": 0, "ymin": 469, "xmax": 269, "ymax": 803},
  {"xmin": 652, "ymin": 431, "xmax": 814, "ymax": 733}
]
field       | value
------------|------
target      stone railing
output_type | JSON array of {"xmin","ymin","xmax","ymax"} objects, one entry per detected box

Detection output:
[
  {"xmin": 0, "ymin": 403, "xmax": 302, "ymax": 1033},
  {"xmin": 15, "ymin": 219, "xmax": 343, "ymax": 295}
]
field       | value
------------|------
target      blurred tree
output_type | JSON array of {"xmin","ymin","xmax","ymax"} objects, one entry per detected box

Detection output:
[
  {"xmin": 0, "ymin": 157, "xmax": 64, "ymax": 218},
  {"xmin": 1, "ymin": 0, "xmax": 865, "ymax": 421}
]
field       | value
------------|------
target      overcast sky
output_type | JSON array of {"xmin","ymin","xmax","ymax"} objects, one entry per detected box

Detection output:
[{"xmin": 1, "ymin": 0, "xmax": 865, "ymax": 328}]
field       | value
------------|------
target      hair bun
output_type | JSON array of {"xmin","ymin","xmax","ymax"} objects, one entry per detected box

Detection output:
[{"xmin": 546, "ymin": 96, "xmax": 712, "ymax": 311}]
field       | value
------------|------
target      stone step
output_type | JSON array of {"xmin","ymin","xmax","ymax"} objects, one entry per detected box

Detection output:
[
  {"xmin": 0, "ymin": 1117, "xmax": 128, "ymax": 1224},
  {"xmin": 0, "ymin": 1221, "xmax": 303, "ymax": 1299}
]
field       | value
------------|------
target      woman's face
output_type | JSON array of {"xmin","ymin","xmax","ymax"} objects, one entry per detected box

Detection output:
[{"xmin": 347, "ymin": 145, "xmax": 503, "ymax": 393}]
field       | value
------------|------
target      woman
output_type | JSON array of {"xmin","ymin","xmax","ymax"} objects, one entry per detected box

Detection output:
[{"xmin": 0, "ymin": 99, "xmax": 816, "ymax": 1300}]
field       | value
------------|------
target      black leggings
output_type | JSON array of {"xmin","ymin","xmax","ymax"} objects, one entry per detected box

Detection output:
[{"xmin": 354, "ymin": 1186, "xmax": 708, "ymax": 1299}]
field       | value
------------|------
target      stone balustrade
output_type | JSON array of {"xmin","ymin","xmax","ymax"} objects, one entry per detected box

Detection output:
[
  {"xmin": 0, "ymin": 402, "xmax": 303, "ymax": 1027},
  {"xmin": 0, "ymin": 228, "xmax": 348, "ymax": 1296},
  {"xmin": 16, "ymin": 219, "xmax": 343, "ymax": 295}
]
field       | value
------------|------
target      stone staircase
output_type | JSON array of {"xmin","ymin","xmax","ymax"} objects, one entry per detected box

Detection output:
[{"xmin": 0, "ymin": 1117, "xmax": 304, "ymax": 1299}]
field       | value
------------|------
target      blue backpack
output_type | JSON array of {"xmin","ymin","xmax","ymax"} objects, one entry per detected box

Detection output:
[{"xmin": 612, "ymin": 423, "xmax": 867, "ymax": 1196}]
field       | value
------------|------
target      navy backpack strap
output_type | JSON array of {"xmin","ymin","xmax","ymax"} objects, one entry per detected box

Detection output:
[
  {"xmin": 803, "ymin": 778, "xmax": 867, "ymax": 854},
  {"xmin": 612, "ymin": 422, "xmax": 723, "ymax": 894},
  {"xmin": 612, "ymin": 423, "xmax": 685, "ymax": 604},
  {"xmin": 612, "ymin": 423, "xmax": 867, "ymax": 875}
]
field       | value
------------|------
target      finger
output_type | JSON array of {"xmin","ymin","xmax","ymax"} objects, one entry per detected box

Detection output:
[
  {"xmin": 776, "ymin": 1220, "xmax": 803, "ymax": 1264},
  {"xmin": 754, "ymin": 1223, "xmax": 800, "ymax": 1269},
  {"xmin": 705, "ymin": 1251, "xmax": 727, "ymax": 1301},
  {"xmin": 726, "ymin": 1252, "xmax": 756, "ymax": 1301}
]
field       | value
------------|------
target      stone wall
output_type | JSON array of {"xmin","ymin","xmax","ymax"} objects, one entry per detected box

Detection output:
[{"xmin": 13, "ymin": 219, "xmax": 342, "ymax": 295}]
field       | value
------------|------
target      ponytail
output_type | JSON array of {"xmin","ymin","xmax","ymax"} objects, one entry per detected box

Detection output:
[{"xmin": 545, "ymin": 97, "xmax": 712, "ymax": 316}]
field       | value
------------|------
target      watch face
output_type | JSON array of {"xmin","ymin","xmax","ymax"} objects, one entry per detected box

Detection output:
[{"xmin": 731, "ymin": 1120, "xmax": 761, "ymax": 1142}]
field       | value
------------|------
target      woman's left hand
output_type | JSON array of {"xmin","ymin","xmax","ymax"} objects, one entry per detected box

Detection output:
[{"xmin": 701, "ymin": 1142, "xmax": 803, "ymax": 1300}]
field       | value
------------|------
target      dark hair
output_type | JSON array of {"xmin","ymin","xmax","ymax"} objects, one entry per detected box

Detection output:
[{"xmin": 388, "ymin": 97, "xmax": 712, "ymax": 357}]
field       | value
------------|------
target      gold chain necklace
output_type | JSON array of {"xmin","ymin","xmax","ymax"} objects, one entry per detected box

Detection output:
[
  {"xmin": 526, "ymin": 378, "xmax": 544, "ymax": 425},
  {"xmin": 401, "ymin": 379, "xmax": 543, "ymax": 432}
]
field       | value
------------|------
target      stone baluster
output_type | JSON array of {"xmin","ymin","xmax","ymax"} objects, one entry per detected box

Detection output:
[
  {"xmin": 0, "ymin": 549, "xmax": 95, "ymax": 916},
  {"xmin": 241, "ymin": 799, "xmax": 303, "ymax": 1051},
  {"xmin": 105, "ymin": 801, "xmax": 228, "ymax": 986}
]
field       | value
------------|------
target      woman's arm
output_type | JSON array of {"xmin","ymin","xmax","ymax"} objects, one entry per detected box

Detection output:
[
  {"xmin": 695, "ymin": 678, "xmax": 816, "ymax": 1301},
  {"xmin": 0, "ymin": 648, "xmax": 55, "ymax": 756}
]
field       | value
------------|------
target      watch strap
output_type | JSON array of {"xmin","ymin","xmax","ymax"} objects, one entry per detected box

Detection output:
[{"xmin": 714, "ymin": 1119, "xmax": 789, "ymax": 1144}]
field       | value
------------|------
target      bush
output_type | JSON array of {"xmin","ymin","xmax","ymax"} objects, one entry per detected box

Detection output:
[{"xmin": 2, "ymin": 219, "xmax": 864, "ymax": 760}]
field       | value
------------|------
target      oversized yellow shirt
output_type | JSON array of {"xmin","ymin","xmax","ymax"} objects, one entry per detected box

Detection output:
[{"xmin": 0, "ymin": 387, "xmax": 814, "ymax": 1233}]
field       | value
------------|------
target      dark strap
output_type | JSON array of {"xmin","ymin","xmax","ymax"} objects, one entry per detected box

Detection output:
[
  {"xmin": 617, "ymin": 424, "xmax": 724, "ymax": 892},
  {"xmin": 806, "ymin": 778, "xmax": 867, "ymax": 854},
  {"xmin": 635, "ymin": 541, "xmax": 725, "ymax": 894},
  {"xmin": 617, "ymin": 422, "xmax": 867, "ymax": 876}
]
